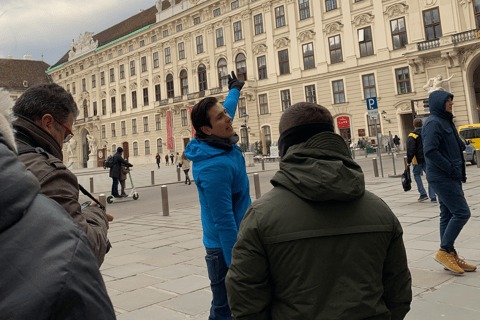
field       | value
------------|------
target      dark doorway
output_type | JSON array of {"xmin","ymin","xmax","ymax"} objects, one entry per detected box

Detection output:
[
  {"xmin": 183, "ymin": 138, "xmax": 190, "ymax": 150},
  {"xmin": 123, "ymin": 142, "xmax": 129, "ymax": 161},
  {"xmin": 400, "ymin": 114, "xmax": 414, "ymax": 148},
  {"xmin": 339, "ymin": 128, "xmax": 351, "ymax": 144},
  {"xmin": 83, "ymin": 132, "xmax": 89, "ymax": 168}
]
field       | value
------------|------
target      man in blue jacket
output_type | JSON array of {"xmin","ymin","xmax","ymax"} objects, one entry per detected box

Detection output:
[
  {"xmin": 423, "ymin": 90, "xmax": 476, "ymax": 274},
  {"xmin": 185, "ymin": 72, "xmax": 251, "ymax": 320}
]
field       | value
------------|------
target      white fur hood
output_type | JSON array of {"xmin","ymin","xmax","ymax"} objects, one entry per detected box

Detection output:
[{"xmin": 0, "ymin": 88, "xmax": 16, "ymax": 152}]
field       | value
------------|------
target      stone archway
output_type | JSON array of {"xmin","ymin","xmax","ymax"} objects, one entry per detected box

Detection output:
[
  {"xmin": 462, "ymin": 49, "xmax": 480, "ymax": 123},
  {"xmin": 80, "ymin": 128, "xmax": 90, "ymax": 168}
]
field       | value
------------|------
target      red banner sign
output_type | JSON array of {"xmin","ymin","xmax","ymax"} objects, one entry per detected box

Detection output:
[
  {"xmin": 337, "ymin": 116, "xmax": 350, "ymax": 129},
  {"xmin": 189, "ymin": 105, "xmax": 195, "ymax": 139},
  {"xmin": 167, "ymin": 110, "xmax": 174, "ymax": 150}
]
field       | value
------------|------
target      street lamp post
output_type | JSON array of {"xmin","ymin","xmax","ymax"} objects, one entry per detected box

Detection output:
[{"xmin": 241, "ymin": 113, "xmax": 249, "ymax": 152}]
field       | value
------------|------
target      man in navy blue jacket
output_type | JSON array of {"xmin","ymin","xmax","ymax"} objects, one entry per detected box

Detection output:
[
  {"xmin": 423, "ymin": 90, "xmax": 476, "ymax": 275},
  {"xmin": 185, "ymin": 72, "xmax": 251, "ymax": 320}
]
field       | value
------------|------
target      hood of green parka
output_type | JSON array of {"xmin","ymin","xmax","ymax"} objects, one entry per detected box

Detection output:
[{"xmin": 271, "ymin": 132, "xmax": 365, "ymax": 202}]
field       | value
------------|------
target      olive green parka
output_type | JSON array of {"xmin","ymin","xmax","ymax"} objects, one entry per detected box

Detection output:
[{"xmin": 226, "ymin": 132, "xmax": 412, "ymax": 320}]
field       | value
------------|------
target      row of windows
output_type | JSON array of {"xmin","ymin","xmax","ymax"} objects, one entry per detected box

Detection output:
[
  {"xmin": 60, "ymin": 2, "xmax": 480, "ymax": 81},
  {"xmin": 84, "ymin": 66, "xmax": 411, "ymax": 123},
  {"xmin": 98, "ymin": 111, "xmax": 190, "ymax": 139}
]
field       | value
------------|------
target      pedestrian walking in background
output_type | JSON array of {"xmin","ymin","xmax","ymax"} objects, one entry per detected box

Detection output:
[
  {"xmin": 109, "ymin": 147, "xmax": 132, "ymax": 198},
  {"xmin": 165, "ymin": 154, "xmax": 169, "ymax": 166},
  {"xmin": 185, "ymin": 71, "xmax": 250, "ymax": 320},
  {"xmin": 170, "ymin": 153, "xmax": 174, "ymax": 165},
  {"xmin": 226, "ymin": 102, "xmax": 412, "ymax": 320},
  {"xmin": 0, "ymin": 89, "xmax": 116, "ymax": 320},
  {"xmin": 393, "ymin": 135, "xmax": 401, "ymax": 151},
  {"xmin": 155, "ymin": 152, "xmax": 160, "ymax": 168},
  {"xmin": 12, "ymin": 83, "xmax": 111, "ymax": 266},
  {"xmin": 423, "ymin": 91, "xmax": 476, "ymax": 275},
  {"xmin": 407, "ymin": 118, "xmax": 436, "ymax": 203},
  {"xmin": 175, "ymin": 152, "xmax": 180, "ymax": 165},
  {"xmin": 178, "ymin": 152, "xmax": 192, "ymax": 185},
  {"xmin": 119, "ymin": 163, "xmax": 129, "ymax": 197},
  {"xmin": 357, "ymin": 138, "xmax": 363, "ymax": 149}
]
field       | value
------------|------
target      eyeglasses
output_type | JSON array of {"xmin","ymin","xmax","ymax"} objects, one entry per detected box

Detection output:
[{"xmin": 53, "ymin": 117, "xmax": 74, "ymax": 143}]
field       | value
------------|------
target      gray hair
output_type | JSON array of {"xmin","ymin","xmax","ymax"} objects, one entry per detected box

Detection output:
[{"xmin": 13, "ymin": 83, "xmax": 78, "ymax": 130}]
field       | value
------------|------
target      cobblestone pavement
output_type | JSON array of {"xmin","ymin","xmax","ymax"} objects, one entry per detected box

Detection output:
[{"xmin": 95, "ymin": 161, "xmax": 480, "ymax": 319}]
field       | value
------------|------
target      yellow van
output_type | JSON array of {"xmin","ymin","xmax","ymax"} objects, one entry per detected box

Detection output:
[{"xmin": 458, "ymin": 124, "xmax": 480, "ymax": 149}]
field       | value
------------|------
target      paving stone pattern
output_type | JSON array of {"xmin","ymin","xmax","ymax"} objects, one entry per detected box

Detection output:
[{"xmin": 95, "ymin": 163, "xmax": 480, "ymax": 319}]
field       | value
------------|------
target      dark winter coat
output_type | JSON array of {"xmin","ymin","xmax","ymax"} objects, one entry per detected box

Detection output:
[
  {"xmin": 13, "ymin": 116, "xmax": 110, "ymax": 266},
  {"xmin": 226, "ymin": 132, "xmax": 412, "ymax": 320},
  {"xmin": 0, "ymin": 132, "xmax": 115, "ymax": 320},
  {"xmin": 109, "ymin": 151, "xmax": 132, "ymax": 179},
  {"xmin": 406, "ymin": 127, "xmax": 425, "ymax": 165},
  {"xmin": 423, "ymin": 91, "xmax": 466, "ymax": 182}
]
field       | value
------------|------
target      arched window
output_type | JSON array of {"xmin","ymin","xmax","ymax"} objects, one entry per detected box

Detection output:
[
  {"xmin": 166, "ymin": 74, "xmax": 174, "ymax": 98},
  {"xmin": 111, "ymin": 144, "xmax": 116, "ymax": 154},
  {"xmin": 180, "ymin": 70, "xmax": 189, "ymax": 95},
  {"xmin": 236, "ymin": 53, "xmax": 247, "ymax": 81},
  {"xmin": 217, "ymin": 58, "xmax": 228, "ymax": 87},
  {"xmin": 262, "ymin": 125, "xmax": 271, "ymax": 142},
  {"xmin": 198, "ymin": 64, "xmax": 207, "ymax": 92},
  {"xmin": 83, "ymin": 100, "xmax": 88, "ymax": 118},
  {"xmin": 157, "ymin": 138, "xmax": 163, "ymax": 154},
  {"xmin": 133, "ymin": 142, "xmax": 139, "ymax": 156},
  {"xmin": 145, "ymin": 140, "xmax": 150, "ymax": 155}
]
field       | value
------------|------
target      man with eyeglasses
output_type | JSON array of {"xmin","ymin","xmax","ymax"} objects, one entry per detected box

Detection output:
[{"xmin": 12, "ymin": 83, "xmax": 111, "ymax": 267}]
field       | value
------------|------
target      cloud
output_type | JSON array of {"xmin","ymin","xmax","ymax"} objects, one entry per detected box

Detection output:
[{"xmin": 0, "ymin": 0, "xmax": 155, "ymax": 64}]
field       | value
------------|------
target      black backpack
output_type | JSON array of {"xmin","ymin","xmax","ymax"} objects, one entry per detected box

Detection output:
[{"xmin": 103, "ymin": 155, "xmax": 115, "ymax": 169}]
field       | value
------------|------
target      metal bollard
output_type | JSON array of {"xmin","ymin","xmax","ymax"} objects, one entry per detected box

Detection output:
[
  {"xmin": 404, "ymin": 156, "xmax": 408, "ymax": 170},
  {"xmin": 254, "ymin": 173, "xmax": 261, "ymax": 199},
  {"xmin": 463, "ymin": 151, "xmax": 467, "ymax": 161},
  {"xmin": 177, "ymin": 167, "xmax": 181, "ymax": 182},
  {"xmin": 372, "ymin": 158, "xmax": 379, "ymax": 177},
  {"xmin": 161, "ymin": 185, "xmax": 169, "ymax": 216},
  {"xmin": 392, "ymin": 153, "xmax": 397, "ymax": 176},
  {"xmin": 99, "ymin": 194, "xmax": 106, "ymax": 209},
  {"xmin": 351, "ymin": 149, "xmax": 355, "ymax": 159},
  {"xmin": 261, "ymin": 158, "xmax": 265, "ymax": 171},
  {"xmin": 477, "ymin": 150, "xmax": 480, "ymax": 169},
  {"xmin": 151, "ymin": 170, "xmax": 155, "ymax": 186},
  {"xmin": 365, "ymin": 148, "xmax": 368, "ymax": 158},
  {"xmin": 89, "ymin": 176, "xmax": 94, "ymax": 193}
]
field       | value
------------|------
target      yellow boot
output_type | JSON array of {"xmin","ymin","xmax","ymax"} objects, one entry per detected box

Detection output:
[
  {"xmin": 451, "ymin": 251, "xmax": 477, "ymax": 272},
  {"xmin": 434, "ymin": 250, "xmax": 464, "ymax": 275}
]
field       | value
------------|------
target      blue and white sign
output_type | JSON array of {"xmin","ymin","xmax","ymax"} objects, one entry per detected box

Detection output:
[{"xmin": 366, "ymin": 97, "xmax": 378, "ymax": 119}]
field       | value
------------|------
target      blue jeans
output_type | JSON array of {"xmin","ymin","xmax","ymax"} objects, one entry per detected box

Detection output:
[
  {"xmin": 111, "ymin": 177, "xmax": 119, "ymax": 197},
  {"xmin": 205, "ymin": 248, "xmax": 232, "ymax": 320},
  {"xmin": 429, "ymin": 180, "xmax": 471, "ymax": 252},
  {"xmin": 413, "ymin": 163, "xmax": 436, "ymax": 200}
]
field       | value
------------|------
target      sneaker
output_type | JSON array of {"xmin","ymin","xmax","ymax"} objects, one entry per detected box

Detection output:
[
  {"xmin": 434, "ymin": 250, "xmax": 465, "ymax": 275},
  {"xmin": 451, "ymin": 251, "xmax": 477, "ymax": 272},
  {"xmin": 431, "ymin": 199, "xmax": 437, "ymax": 203},
  {"xmin": 418, "ymin": 197, "xmax": 429, "ymax": 202}
]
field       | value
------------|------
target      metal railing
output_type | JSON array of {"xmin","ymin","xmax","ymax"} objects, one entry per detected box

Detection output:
[
  {"xmin": 452, "ymin": 29, "xmax": 480, "ymax": 44},
  {"xmin": 173, "ymin": 96, "xmax": 183, "ymax": 103},
  {"xmin": 210, "ymin": 87, "xmax": 223, "ymax": 95},
  {"xmin": 418, "ymin": 38, "xmax": 440, "ymax": 51},
  {"xmin": 159, "ymin": 99, "xmax": 169, "ymax": 106},
  {"xmin": 187, "ymin": 91, "xmax": 206, "ymax": 100}
]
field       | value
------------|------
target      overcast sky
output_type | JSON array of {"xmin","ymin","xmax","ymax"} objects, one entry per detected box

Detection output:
[{"xmin": 0, "ymin": 0, "xmax": 157, "ymax": 66}]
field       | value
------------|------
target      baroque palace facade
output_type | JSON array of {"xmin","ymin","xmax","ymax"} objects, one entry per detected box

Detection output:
[{"xmin": 48, "ymin": 0, "xmax": 480, "ymax": 167}]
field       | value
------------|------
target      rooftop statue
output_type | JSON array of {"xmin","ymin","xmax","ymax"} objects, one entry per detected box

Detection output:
[{"xmin": 68, "ymin": 32, "xmax": 98, "ymax": 61}]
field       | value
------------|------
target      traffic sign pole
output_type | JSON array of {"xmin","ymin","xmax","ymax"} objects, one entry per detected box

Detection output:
[
  {"xmin": 367, "ymin": 97, "xmax": 384, "ymax": 178},
  {"xmin": 374, "ymin": 118, "xmax": 384, "ymax": 178}
]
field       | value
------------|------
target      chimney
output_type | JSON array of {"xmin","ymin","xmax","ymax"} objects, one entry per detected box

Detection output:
[
  {"xmin": 23, "ymin": 55, "xmax": 32, "ymax": 60},
  {"xmin": 7, "ymin": 55, "xmax": 13, "ymax": 59}
]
